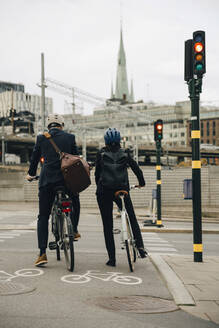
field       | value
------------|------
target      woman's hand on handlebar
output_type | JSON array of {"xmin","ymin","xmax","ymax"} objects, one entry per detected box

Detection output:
[{"xmin": 130, "ymin": 185, "xmax": 144, "ymax": 189}]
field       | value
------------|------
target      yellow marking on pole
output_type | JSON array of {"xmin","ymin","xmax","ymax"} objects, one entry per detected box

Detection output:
[
  {"xmin": 193, "ymin": 244, "xmax": 203, "ymax": 252},
  {"xmin": 157, "ymin": 180, "xmax": 161, "ymax": 185},
  {"xmin": 191, "ymin": 130, "xmax": 200, "ymax": 139},
  {"xmin": 192, "ymin": 160, "xmax": 201, "ymax": 169},
  {"xmin": 157, "ymin": 220, "xmax": 162, "ymax": 225},
  {"xmin": 156, "ymin": 165, "xmax": 161, "ymax": 170}
]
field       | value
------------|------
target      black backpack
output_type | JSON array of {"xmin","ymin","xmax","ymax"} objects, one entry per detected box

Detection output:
[{"xmin": 100, "ymin": 148, "xmax": 129, "ymax": 190}]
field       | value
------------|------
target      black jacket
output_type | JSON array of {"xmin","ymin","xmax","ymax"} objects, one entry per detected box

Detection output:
[
  {"xmin": 95, "ymin": 146, "xmax": 145, "ymax": 194},
  {"xmin": 28, "ymin": 128, "xmax": 78, "ymax": 188}
]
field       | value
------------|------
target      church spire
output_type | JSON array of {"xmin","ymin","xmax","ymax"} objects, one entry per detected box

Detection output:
[{"xmin": 115, "ymin": 27, "xmax": 129, "ymax": 101}]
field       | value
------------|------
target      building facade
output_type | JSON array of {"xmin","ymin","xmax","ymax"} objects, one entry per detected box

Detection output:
[
  {"xmin": 0, "ymin": 90, "xmax": 53, "ymax": 134},
  {"xmin": 0, "ymin": 81, "xmax": 24, "ymax": 94}
]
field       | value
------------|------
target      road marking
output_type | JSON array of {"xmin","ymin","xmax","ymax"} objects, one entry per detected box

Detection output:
[
  {"xmin": 142, "ymin": 232, "xmax": 178, "ymax": 254},
  {"xmin": 0, "ymin": 233, "xmax": 20, "ymax": 236},
  {"xmin": 0, "ymin": 230, "xmax": 34, "ymax": 243},
  {"xmin": 0, "ymin": 269, "xmax": 44, "ymax": 282},
  {"xmin": 61, "ymin": 270, "xmax": 142, "ymax": 285},
  {"xmin": 146, "ymin": 247, "xmax": 177, "ymax": 252}
]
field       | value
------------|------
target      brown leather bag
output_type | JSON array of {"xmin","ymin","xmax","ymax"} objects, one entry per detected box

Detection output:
[{"xmin": 44, "ymin": 132, "xmax": 91, "ymax": 193}]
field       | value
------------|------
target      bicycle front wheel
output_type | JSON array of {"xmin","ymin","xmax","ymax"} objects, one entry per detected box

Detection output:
[
  {"xmin": 125, "ymin": 217, "xmax": 135, "ymax": 272},
  {"xmin": 125, "ymin": 240, "xmax": 135, "ymax": 272},
  {"xmin": 62, "ymin": 214, "xmax": 74, "ymax": 272}
]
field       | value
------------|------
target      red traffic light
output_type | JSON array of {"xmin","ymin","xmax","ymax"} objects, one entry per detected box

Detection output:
[
  {"xmin": 194, "ymin": 42, "xmax": 204, "ymax": 53},
  {"xmin": 154, "ymin": 120, "xmax": 163, "ymax": 141},
  {"xmin": 156, "ymin": 123, "xmax": 163, "ymax": 131}
]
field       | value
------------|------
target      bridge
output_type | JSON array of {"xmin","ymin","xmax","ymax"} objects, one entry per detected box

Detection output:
[{"xmin": 1, "ymin": 135, "xmax": 219, "ymax": 164}]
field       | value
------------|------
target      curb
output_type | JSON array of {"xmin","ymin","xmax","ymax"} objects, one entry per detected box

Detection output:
[{"xmin": 150, "ymin": 254, "xmax": 195, "ymax": 306}]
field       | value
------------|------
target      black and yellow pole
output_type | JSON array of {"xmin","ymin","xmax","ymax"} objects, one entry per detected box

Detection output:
[
  {"xmin": 185, "ymin": 30, "xmax": 205, "ymax": 263},
  {"xmin": 156, "ymin": 140, "xmax": 163, "ymax": 227},
  {"xmin": 189, "ymin": 77, "xmax": 203, "ymax": 262}
]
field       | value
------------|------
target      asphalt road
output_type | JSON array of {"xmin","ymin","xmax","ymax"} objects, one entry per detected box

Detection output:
[{"xmin": 0, "ymin": 205, "xmax": 218, "ymax": 328}]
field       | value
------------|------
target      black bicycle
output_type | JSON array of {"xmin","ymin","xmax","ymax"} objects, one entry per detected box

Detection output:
[
  {"xmin": 29, "ymin": 176, "xmax": 75, "ymax": 272},
  {"xmin": 48, "ymin": 186, "xmax": 75, "ymax": 272}
]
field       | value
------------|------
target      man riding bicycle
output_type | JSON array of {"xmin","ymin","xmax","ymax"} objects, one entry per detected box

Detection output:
[{"xmin": 26, "ymin": 114, "xmax": 80, "ymax": 267}]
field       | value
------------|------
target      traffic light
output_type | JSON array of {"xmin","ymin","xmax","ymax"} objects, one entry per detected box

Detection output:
[
  {"xmin": 193, "ymin": 31, "xmax": 206, "ymax": 77},
  {"xmin": 154, "ymin": 120, "xmax": 163, "ymax": 141},
  {"xmin": 184, "ymin": 39, "xmax": 193, "ymax": 82}
]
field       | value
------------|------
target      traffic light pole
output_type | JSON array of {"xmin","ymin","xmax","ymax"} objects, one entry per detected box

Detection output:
[
  {"xmin": 156, "ymin": 140, "xmax": 163, "ymax": 227},
  {"xmin": 188, "ymin": 77, "xmax": 203, "ymax": 262}
]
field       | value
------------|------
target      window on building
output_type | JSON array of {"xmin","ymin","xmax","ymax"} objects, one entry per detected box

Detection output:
[
  {"xmin": 173, "ymin": 124, "xmax": 177, "ymax": 129},
  {"xmin": 181, "ymin": 132, "xmax": 185, "ymax": 137},
  {"xmin": 207, "ymin": 139, "xmax": 209, "ymax": 144},
  {"xmin": 213, "ymin": 139, "xmax": 216, "ymax": 145},
  {"xmin": 207, "ymin": 122, "xmax": 210, "ymax": 136},
  {"xmin": 213, "ymin": 121, "xmax": 216, "ymax": 136},
  {"xmin": 170, "ymin": 133, "xmax": 172, "ymax": 137},
  {"xmin": 181, "ymin": 141, "xmax": 185, "ymax": 145}
]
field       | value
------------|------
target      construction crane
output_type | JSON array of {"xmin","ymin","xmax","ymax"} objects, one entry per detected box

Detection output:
[{"xmin": 44, "ymin": 77, "xmax": 154, "ymax": 162}]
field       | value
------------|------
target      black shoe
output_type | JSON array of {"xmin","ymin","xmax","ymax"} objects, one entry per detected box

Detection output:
[
  {"xmin": 138, "ymin": 248, "xmax": 148, "ymax": 258},
  {"xmin": 106, "ymin": 259, "xmax": 116, "ymax": 267}
]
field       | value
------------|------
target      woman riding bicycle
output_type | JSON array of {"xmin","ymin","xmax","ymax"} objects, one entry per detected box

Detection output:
[{"xmin": 95, "ymin": 128, "xmax": 147, "ymax": 267}]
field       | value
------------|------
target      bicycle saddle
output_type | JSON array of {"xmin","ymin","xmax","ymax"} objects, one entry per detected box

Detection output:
[
  {"xmin": 54, "ymin": 186, "xmax": 66, "ymax": 193},
  {"xmin": 115, "ymin": 190, "xmax": 128, "ymax": 197}
]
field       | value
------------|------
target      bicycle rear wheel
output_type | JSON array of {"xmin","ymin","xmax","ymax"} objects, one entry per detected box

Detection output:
[
  {"xmin": 62, "ymin": 214, "xmax": 74, "ymax": 272},
  {"xmin": 51, "ymin": 207, "xmax": 61, "ymax": 261}
]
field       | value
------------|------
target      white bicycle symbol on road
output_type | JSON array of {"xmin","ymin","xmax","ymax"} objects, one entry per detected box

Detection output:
[
  {"xmin": 0, "ymin": 269, "xmax": 44, "ymax": 282},
  {"xmin": 61, "ymin": 270, "xmax": 142, "ymax": 285}
]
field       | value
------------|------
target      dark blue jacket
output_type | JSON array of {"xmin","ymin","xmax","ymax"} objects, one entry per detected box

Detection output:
[{"xmin": 28, "ymin": 128, "xmax": 78, "ymax": 188}]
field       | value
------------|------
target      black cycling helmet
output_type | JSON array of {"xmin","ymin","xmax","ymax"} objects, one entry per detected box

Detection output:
[{"xmin": 104, "ymin": 128, "xmax": 121, "ymax": 145}]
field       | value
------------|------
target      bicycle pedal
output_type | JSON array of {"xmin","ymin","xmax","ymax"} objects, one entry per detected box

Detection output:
[{"xmin": 48, "ymin": 241, "xmax": 57, "ymax": 250}]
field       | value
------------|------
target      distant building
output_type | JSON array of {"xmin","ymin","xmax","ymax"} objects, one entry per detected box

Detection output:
[
  {"xmin": 0, "ymin": 89, "xmax": 53, "ymax": 134},
  {"xmin": 0, "ymin": 81, "xmax": 24, "ymax": 93},
  {"xmin": 187, "ymin": 107, "xmax": 219, "ymax": 147}
]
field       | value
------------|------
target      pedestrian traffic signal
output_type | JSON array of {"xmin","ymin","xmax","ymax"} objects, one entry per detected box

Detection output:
[
  {"xmin": 154, "ymin": 120, "xmax": 163, "ymax": 141},
  {"xmin": 193, "ymin": 31, "xmax": 206, "ymax": 77}
]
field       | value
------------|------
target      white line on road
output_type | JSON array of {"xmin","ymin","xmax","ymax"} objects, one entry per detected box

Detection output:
[
  {"xmin": 147, "ymin": 247, "xmax": 177, "ymax": 252},
  {"xmin": 0, "ymin": 233, "xmax": 20, "ymax": 236}
]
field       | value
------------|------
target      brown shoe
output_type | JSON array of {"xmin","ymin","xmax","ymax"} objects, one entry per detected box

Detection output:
[
  {"xmin": 35, "ymin": 253, "xmax": 48, "ymax": 266},
  {"xmin": 74, "ymin": 232, "xmax": 81, "ymax": 241}
]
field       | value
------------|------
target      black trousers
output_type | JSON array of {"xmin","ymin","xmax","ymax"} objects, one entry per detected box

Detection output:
[
  {"xmin": 97, "ymin": 190, "xmax": 144, "ymax": 261},
  {"xmin": 37, "ymin": 183, "xmax": 80, "ymax": 250}
]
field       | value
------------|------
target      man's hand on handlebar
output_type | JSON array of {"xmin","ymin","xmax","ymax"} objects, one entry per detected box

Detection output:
[{"xmin": 26, "ymin": 174, "xmax": 39, "ymax": 182}]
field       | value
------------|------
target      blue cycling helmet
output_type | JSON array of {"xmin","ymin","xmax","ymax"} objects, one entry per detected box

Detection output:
[{"xmin": 104, "ymin": 128, "xmax": 121, "ymax": 145}]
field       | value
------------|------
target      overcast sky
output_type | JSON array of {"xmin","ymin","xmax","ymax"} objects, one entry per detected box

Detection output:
[{"xmin": 0, "ymin": 0, "xmax": 219, "ymax": 115}]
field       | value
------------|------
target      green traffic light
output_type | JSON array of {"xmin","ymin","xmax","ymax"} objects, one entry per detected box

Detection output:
[{"xmin": 196, "ymin": 63, "xmax": 203, "ymax": 71}]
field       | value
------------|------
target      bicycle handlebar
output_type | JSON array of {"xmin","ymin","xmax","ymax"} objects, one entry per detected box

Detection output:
[
  {"xmin": 28, "ymin": 176, "xmax": 40, "ymax": 182},
  {"xmin": 130, "ymin": 185, "xmax": 144, "ymax": 189}
]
